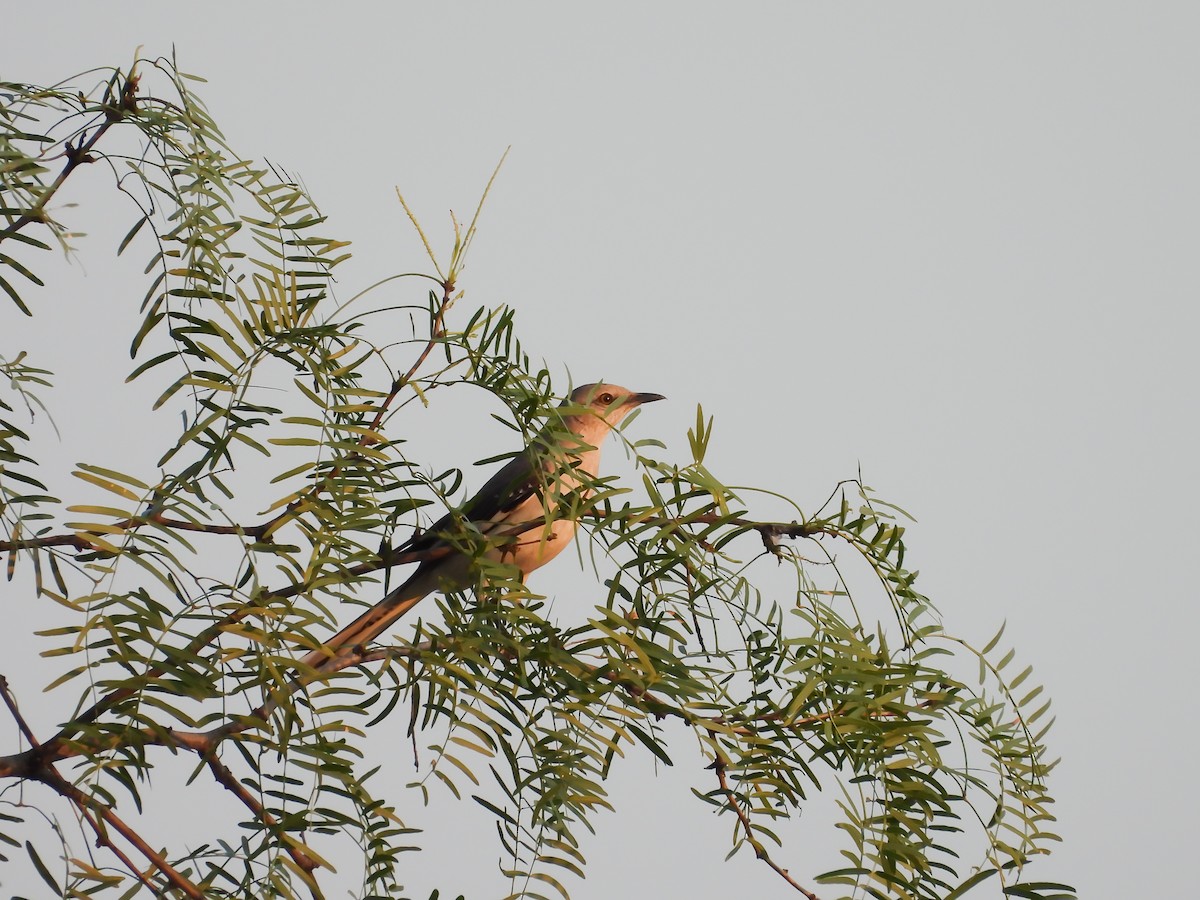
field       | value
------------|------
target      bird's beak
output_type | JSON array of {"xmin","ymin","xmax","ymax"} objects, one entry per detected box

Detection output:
[{"xmin": 632, "ymin": 392, "xmax": 665, "ymax": 405}]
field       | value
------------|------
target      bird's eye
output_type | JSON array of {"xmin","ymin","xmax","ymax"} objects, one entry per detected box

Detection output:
[{"xmin": 598, "ymin": 392, "xmax": 615, "ymax": 405}]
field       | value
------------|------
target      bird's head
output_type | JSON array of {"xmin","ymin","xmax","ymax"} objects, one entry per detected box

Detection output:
[{"xmin": 565, "ymin": 382, "xmax": 666, "ymax": 429}]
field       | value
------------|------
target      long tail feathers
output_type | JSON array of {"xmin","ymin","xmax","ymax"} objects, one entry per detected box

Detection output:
[{"xmin": 298, "ymin": 569, "xmax": 434, "ymax": 674}]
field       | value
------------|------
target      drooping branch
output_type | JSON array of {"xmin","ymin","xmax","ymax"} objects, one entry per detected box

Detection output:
[
  {"xmin": 711, "ymin": 754, "xmax": 823, "ymax": 900},
  {"xmin": 0, "ymin": 280, "xmax": 459, "ymax": 557}
]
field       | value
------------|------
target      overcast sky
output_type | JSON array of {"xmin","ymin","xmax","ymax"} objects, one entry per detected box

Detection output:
[{"xmin": 3, "ymin": 4, "xmax": 1196, "ymax": 898}]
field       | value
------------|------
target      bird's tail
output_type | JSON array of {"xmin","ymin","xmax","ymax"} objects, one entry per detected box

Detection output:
[{"xmin": 297, "ymin": 567, "xmax": 439, "ymax": 674}]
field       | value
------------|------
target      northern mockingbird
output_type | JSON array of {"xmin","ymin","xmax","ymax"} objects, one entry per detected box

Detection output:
[{"xmin": 300, "ymin": 383, "xmax": 664, "ymax": 673}]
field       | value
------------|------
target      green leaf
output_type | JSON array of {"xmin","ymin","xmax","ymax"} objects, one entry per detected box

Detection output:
[
  {"xmin": 0, "ymin": 271, "xmax": 32, "ymax": 315},
  {"xmin": 982, "ymin": 622, "xmax": 1007, "ymax": 655},
  {"xmin": 945, "ymin": 868, "xmax": 997, "ymax": 898},
  {"xmin": 116, "ymin": 213, "xmax": 149, "ymax": 256},
  {"xmin": 624, "ymin": 721, "xmax": 673, "ymax": 766},
  {"xmin": 25, "ymin": 840, "xmax": 59, "ymax": 892}
]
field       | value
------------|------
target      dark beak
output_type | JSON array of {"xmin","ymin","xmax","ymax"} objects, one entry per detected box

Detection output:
[{"xmin": 632, "ymin": 392, "xmax": 666, "ymax": 405}]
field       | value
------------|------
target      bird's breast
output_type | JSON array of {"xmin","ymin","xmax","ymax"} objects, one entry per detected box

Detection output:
[{"xmin": 490, "ymin": 515, "xmax": 579, "ymax": 575}]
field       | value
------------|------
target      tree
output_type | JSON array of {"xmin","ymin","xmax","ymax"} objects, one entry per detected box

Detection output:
[{"xmin": 0, "ymin": 56, "xmax": 1073, "ymax": 900}]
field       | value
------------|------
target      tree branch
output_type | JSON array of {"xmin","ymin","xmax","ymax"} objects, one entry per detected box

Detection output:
[
  {"xmin": 0, "ymin": 72, "xmax": 140, "ymax": 244},
  {"xmin": 1, "ymin": 674, "xmax": 203, "ymax": 897},
  {"xmin": 711, "ymin": 754, "xmax": 823, "ymax": 900},
  {"xmin": 202, "ymin": 750, "xmax": 324, "ymax": 894},
  {"xmin": 0, "ymin": 638, "xmax": 947, "ymax": 784},
  {"xmin": 45, "ymin": 770, "xmax": 204, "ymax": 899}
]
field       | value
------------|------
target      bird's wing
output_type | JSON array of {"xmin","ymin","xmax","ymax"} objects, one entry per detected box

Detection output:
[
  {"xmin": 395, "ymin": 450, "xmax": 542, "ymax": 559},
  {"xmin": 302, "ymin": 452, "xmax": 543, "ymax": 673},
  {"xmin": 391, "ymin": 416, "xmax": 597, "ymax": 561}
]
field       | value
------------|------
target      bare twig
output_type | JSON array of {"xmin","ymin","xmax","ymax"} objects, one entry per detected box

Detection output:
[{"xmin": 0, "ymin": 675, "xmax": 38, "ymax": 747}]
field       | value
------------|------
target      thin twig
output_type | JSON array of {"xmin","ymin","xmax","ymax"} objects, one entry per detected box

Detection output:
[
  {"xmin": 202, "ymin": 750, "xmax": 324, "ymax": 891},
  {"xmin": 0, "ymin": 72, "xmax": 140, "ymax": 242},
  {"xmin": 45, "ymin": 771, "xmax": 204, "ymax": 899},
  {"xmin": 371, "ymin": 277, "xmax": 456, "ymax": 432},
  {"xmin": 3, "ymin": 675, "xmax": 202, "ymax": 896},
  {"xmin": 72, "ymin": 800, "xmax": 162, "ymax": 896},
  {"xmin": 0, "ymin": 513, "xmax": 269, "ymax": 554},
  {"xmin": 712, "ymin": 755, "xmax": 822, "ymax": 899},
  {"xmin": 0, "ymin": 675, "xmax": 38, "ymax": 747}
]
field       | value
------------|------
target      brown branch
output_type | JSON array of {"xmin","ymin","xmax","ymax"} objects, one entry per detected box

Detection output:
[
  {"xmin": 371, "ymin": 277, "xmax": 455, "ymax": 434},
  {"xmin": 70, "ymin": 798, "xmax": 162, "ymax": 896},
  {"xmin": 1, "ymin": 723, "xmax": 325, "ymax": 894},
  {"xmin": 3, "ymin": 502, "xmax": 835, "ymax": 783},
  {"xmin": 0, "ymin": 532, "xmax": 97, "ymax": 553},
  {"xmin": 44, "ymin": 770, "xmax": 204, "ymax": 899},
  {"xmin": 0, "ymin": 502, "xmax": 827, "ymax": 565},
  {"xmin": 202, "ymin": 750, "xmax": 323, "ymax": 891},
  {"xmin": 0, "ymin": 72, "xmax": 140, "ymax": 243},
  {"xmin": 711, "ymin": 755, "xmax": 822, "ymax": 900},
  {"xmin": 2, "ymin": 674, "xmax": 203, "ymax": 897}
]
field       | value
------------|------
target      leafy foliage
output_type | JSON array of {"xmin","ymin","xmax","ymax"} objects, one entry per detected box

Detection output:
[{"xmin": 0, "ymin": 56, "xmax": 1074, "ymax": 899}]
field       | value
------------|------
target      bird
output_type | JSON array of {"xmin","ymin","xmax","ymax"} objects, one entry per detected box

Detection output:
[{"xmin": 299, "ymin": 382, "xmax": 664, "ymax": 674}]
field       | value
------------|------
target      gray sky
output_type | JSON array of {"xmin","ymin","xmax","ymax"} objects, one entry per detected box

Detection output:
[{"xmin": 3, "ymin": 3, "xmax": 1196, "ymax": 897}]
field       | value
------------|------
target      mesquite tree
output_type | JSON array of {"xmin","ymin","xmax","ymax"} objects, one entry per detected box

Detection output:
[{"xmin": 0, "ymin": 57, "xmax": 1073, "ymax": 900}]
